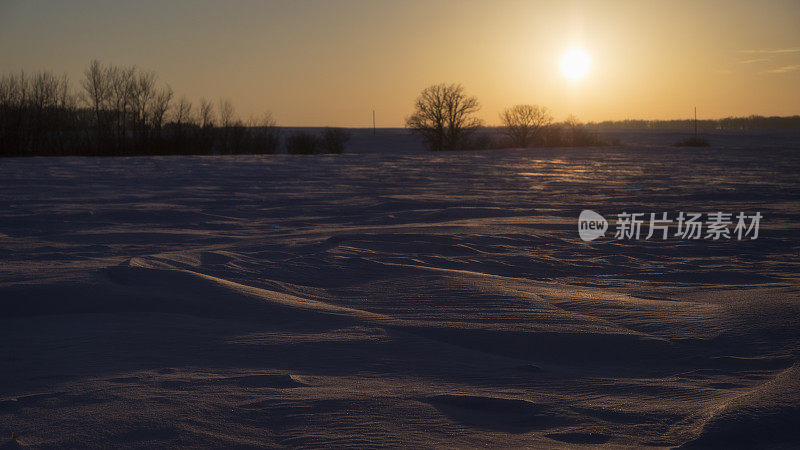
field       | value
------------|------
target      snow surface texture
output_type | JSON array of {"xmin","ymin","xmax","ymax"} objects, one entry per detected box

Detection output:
[{"xmin": 1, "ymin": 131, "xmax": 799, "ymax": 447}]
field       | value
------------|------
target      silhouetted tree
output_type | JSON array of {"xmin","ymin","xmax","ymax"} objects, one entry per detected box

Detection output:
[
  {"xmin": 218, "ymin": 99, "xmax": 235, "ymax": 128},
  {"xmin": 564, "ymin": 114, "xmax": 581, "ymax": 146},
  {"xmin": 81, "ymin": 61, "xmax": 106, "ymax": 122},
  {"xmin": 129, "ymin": 70, "xmax": 157, "ymax": 147},
  {"xmin": 406, "ymin": 83, "xmax": 481, "ymax": 151},
  {"xmin": 173, "ymin": 97, "xmax": 195, "ymax": 127},
  {"xmin": 216, "ymin": 99, "xmax": 245, "ymax": 153},
  {"xmin": 165, "ymin": 96, "xmax": 196, "ymax": 154},
  {"xmin": 559, "ymin": 115, "xmax": 609, "ymax": 147},
  {"xmin": 80, "ymin": 60, "xmax": 112, "ymax": 151},
  {"xmin": 199, "ymin": 98, "xmax": 215, "ymax": 128},
  {"xmin": 248, "ymin": 112, "xmax": 281, "ymax": 154},
  {"xmin": 150, "ymin": 86, "xmax": 173, "ymax": 131},
  {"xmin": 109, "ymin": 65, "xmax": 135, "ymax": 151},
  {"xmin": 28, "ymin": 71, "xmax": 77, "ymax": 155},
  {"xmin": 500, "ymin": 104, "xmax": 552, "ymax": 148}
]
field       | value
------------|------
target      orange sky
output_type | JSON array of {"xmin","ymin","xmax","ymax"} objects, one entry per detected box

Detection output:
[{"xmin": 1, "ymin": 0, "xmax": 798, "ymax": 126}]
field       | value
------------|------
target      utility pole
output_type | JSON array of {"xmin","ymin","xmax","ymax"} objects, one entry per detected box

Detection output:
[
  {"xmin": 694, "ymin": 106, "xmax": 697, "ymax": 137},
  {"xmin": 372, "ymin": 110, "xmax": 376, "ymax": 136}
]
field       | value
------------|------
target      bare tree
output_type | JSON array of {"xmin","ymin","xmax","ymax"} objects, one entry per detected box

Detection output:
[
  {"xmin": 149, "ymin": 85, "xmax": 173, "ymax": 131},
  {"xmin": 0, "ymin": 71, "xmax": 25, "ymax": 107},
  {"xmin": 214, "ymin": 99, "xmax": 240, "ymax": 153},
  {"xmin": 30, "ymin": 71, "xmax": 69, "ymax": 112},
  {"xmin": 81, "ymin": 60, "xmax": 110, "ymax": 137},
  {"xmin": 29, "ymin": 72, "xmax": 74, "ymax": 153},
  {"xmin": 173, "ymin": 97, "xmax": 195, "ymax": 127},
  {"xmin": 218, "ymin": 99, "xmax": 235, "ymax": 128},
  {"xmin": 500, "ymin": 104, "xmax": 552, "ymax": 148},
  {"xmin": 199, "ymin": 98, "xmax": 215, "ymax": 128},
  {"xmin": 248, "ymin": 111, "xmax": 276, "ymax": 128},
  {"xmin": 1, "ymin": 71, "xmax": 29, "ymax": 152},
  {"xmin": 109, "ymin": 65, "xmax": 135, "ymax": 149},
  {"xmin": 129, "ymin": 70, "xmax": 156, "ymax": 135},
  {"xmin": 406, "ymin": 83, "xmax": 481, "ymax": 151},
  {"xmin": 564, "ymin": 114, "xmax": 581, "ymax": 146},
  {"xmin": 248, "ymin": 112, "xmax": 280, "ymax": 154}
]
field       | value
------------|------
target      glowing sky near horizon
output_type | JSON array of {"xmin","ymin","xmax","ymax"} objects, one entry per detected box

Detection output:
[{"xmin": 1, "ymin": 0, "xmax": 798, "ymax": 126}]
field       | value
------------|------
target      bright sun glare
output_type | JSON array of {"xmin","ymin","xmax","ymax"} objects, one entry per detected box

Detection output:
[{"xmin": 560, "ymin": 49, "xmax": 590, "ymax": 81}]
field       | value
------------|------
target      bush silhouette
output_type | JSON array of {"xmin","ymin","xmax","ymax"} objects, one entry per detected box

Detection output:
[
  {"xmin": 674, "ymin": 136, "xmax": 709, "ymax": 147},
  {"xmin": 320, "ymin": 127, "xmax": 350, "ymax": 154},
  {"xmin": 286, "ymin": 132, "xmax": 318, "ymax": 154},
  {"xmin": 500, "ymin": 104, "xmax": 552, "ymax": 148}
]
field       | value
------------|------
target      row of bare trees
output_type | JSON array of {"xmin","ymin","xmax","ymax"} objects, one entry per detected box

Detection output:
[
  {"xmin": 79, "ymin": 60, "xmax": 283, "ymax": 155},
  {"xmin": 81, "ymin": 60, "xmax": 174, "ymax": 153},
  {"xmin": 0, "ymin": 61, "xmax": 283, "ymax": 156},
  {"xmin": 405, "ymin": 83, "xmax": 610, "ymax": 151},
  {"xmin": 0, "ymin": 71, "xmax": 79, "ymax": 155}
]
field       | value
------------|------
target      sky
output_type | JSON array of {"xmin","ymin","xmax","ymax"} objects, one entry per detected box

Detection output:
[{"xmin": 1, "ymin": 0, "xmax": 798, "ymax": 126}]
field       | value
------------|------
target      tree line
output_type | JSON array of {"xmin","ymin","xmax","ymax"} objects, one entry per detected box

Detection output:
[{"xmin": 0, "ymin": 61, "xmax": 348, "ymax": 157}]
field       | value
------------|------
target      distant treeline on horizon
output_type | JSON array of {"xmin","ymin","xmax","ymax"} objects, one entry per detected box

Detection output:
[{"xmin": 586, "ymin": 116, "xmax": 800, "ymax": 131}]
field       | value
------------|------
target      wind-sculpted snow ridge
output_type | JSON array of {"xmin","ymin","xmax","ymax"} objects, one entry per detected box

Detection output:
[{"xmin": 1, "ymin": 137, "xmax": 799, "ymax": 447}]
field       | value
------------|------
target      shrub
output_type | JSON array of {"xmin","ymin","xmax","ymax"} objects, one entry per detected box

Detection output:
[
  {"xmin": 674, "ymin": 136, "xmax": 709, "ymax": 147},
  {"xmin": 500, "ymin": 104, "xmax": 552, "ymax": 148},
  {"xmin": 250, "ymin": 127, "xmax": 281, "ymax": 154},
  {"xmin": 286, "ymin": 131, "xmax": 318, "ymax": 154},
  {"xmin": 320, "ymin": 127, "xmax": 350, "ymax": 154},
  {"xmin": 541, "ymin": 123, "xmax": 565, "ymax": 147},
  {"xmin": 559, "ymin": 116, "xmax": 615, "ymax": 147},
  {"xmin": 248, "ymin": 113, "xmax": 281, "ymax": 154},
  {"xmin": 463, "ymin": 130, "xmax": 497, "ymax": 150}
]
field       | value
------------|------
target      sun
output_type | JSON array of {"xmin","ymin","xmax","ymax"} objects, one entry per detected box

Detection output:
[{"xmin": 560, "ymin": 49, "xmax": 590, "ymax": 81}]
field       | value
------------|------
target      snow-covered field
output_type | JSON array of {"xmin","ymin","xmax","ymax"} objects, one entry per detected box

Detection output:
[{"xmin": 1, "ymin": 132, "xmax": 799, "ymax": 447}]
